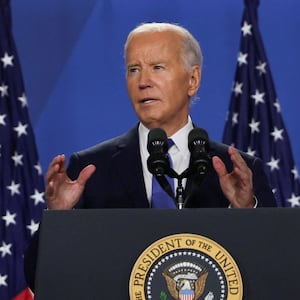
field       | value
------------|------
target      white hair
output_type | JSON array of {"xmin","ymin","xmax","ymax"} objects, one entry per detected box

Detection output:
[{"xmin": 124, "ymin": 22, "xmax": 203, "ymax": 71}]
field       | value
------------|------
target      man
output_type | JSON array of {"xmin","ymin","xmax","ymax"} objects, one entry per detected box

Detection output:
[{"xmin": 25, "ymin": 22, "xmax": 276, "ymax": 290}]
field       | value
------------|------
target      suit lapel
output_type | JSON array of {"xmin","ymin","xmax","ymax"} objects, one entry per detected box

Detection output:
[{"xmin": 110, "ymin": 125, "xmax": 149, "ymax": 208}]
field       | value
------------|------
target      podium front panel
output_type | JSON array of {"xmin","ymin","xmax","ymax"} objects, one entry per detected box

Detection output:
[{"xmin": 34, "ymin": 208, "xmax": 300, "ymax": 299}]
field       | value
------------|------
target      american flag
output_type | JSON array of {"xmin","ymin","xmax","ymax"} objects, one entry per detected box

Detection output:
[
  {"xmin": 222, "ymin": 0, "xmax": 300, "ymax": 207},
  {"xmin": 0, "ymin": 1, "xmax": 46, "ymax": 299}
]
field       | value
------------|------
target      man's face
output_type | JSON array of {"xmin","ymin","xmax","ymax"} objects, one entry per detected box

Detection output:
[{"xmin": 125, "ymin": 30, "xmax": 200, "ymax": 136}]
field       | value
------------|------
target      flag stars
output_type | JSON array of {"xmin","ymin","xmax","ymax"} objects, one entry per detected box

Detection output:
[
  {"xmin": 249, "ymin": 118, "xmax": 260, "ymax": 134},
  {"xmin": 241, "ymin": 21, "xmax": 252, "ymax": 36},
  {"xmin": 12, "ymin": 151, "xmax": 24, "ymax": 167},
  {"xmin": 0, "ymin": 113, "xmax": 6, "ymax": 126},
  {"xmin": 2, "ymin": 7, "xmax": 49, "ymax": 291},
  {"xmin": 2, "ymin": 210, "xmax": 17, "ymax": 227},
  {"xmin": 246, "ymin": 147, "xmax": 256, "ymax": 157},
  {"xmin": 0, "ymin": 82, "xmax": 9, "ymax": 97},
  {"xmin": 287, "ymin": 193, "xmax": 300, "ymax": 207},
  {"xmin": 291, "ymin": 167, "xmax": 299, "ymax": 180},
  {"xmin": 0, "ymin": 241, "xmax": 12, "ymax": 258},
  {"xmin": 18, "ymin": 93, "xmax": 28, "ymax": 107},
  {"xmin": 266, "ymin": 156, "xmax": 280, "ymax": 171},
  {"xmin": 1, "ymin": 52, "xmax": 14, "ymax": 68},
  {"xmin": 30, "ymin": 189, "xmax": 45, "ymax": 205},
  {"xmin": 13, "ymin": 121, "xmax": 28, "ymax": 137},
  {"xmin": 251, "ymin": 89, "xmax": 265, "ymax": 105},
  {"xmin": 0, "ymin": 274, "xmax": 8, "ymax": 287},
  {"xmin": 237, "ymin": 52, "xmax": 248, "ymax": 66},
  {"xmin": 233, "ymin": 82, "xmax": 243, "ymax": 97},
  {"xmin": 256, "ymin": 61, "xmax": 267, "ymax": 75},
  {"xmin": 34, "ymin": 162, "xmax": 43, "ymax": 176},
  {"xmin": 6, "ymin": 180, "xmax": 21, "ymax": 196},
  {"xmin": 225, "ymin": 6, "xmax": 300, "ymax": 208},
  {"xmin": 273, "ymin": 99, "xmax": 281, "ymax": 113},
  {"xmin": 270, "ymin": 126, "xmax": 284, "ymax": 142},
  {"xmin": 232, "ymin": 112, "xmax": 239, "ymax": 125},
  {"xmin": 27, "ymin": 220, "xmax": 39, "ymax": 235}
]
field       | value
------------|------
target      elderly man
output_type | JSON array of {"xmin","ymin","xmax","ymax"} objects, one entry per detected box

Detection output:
[{"xmin": 25, "ymin": 22, "xmax": 276, "ymax": 291}]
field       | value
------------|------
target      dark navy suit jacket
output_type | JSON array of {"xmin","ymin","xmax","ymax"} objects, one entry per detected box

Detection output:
[
  {"xmin": 69, "ymin": 124, "xmax": 276, "ymax": 209},
  {"xmin": 24, "ymin": 124, "xmax": 277, "ymax": 291}
]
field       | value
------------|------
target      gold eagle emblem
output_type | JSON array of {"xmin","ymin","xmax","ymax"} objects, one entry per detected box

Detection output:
[{"xmin": 162, "ymin": 270, "xmax": 208, "ymax": 300}]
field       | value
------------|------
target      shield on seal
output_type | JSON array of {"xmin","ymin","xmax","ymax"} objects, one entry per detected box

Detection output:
[{"xmin": 179, "ymin": 289, "xmax": 194, "ymax": 300}]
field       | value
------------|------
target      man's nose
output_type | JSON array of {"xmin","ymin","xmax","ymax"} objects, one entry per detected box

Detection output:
[{"xmin": 138, "ymin": 69, "xmax": 152, "ymax": 89}]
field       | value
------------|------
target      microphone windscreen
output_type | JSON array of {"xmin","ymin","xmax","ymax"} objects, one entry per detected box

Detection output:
[
  {"xmin": 188, "ymin": 128, "xmax": 209, "ymax": 152},
  {"xmin": 147, "ymin": 128, "xmax": 168, "ymax": 153}
]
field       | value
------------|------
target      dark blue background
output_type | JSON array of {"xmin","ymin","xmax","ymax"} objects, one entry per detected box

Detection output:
[{"xmin": 11, "ymin": 0, "xmax": 300, "ymax": 174}]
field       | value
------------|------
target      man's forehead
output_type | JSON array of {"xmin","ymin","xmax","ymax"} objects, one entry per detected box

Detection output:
[{"xmin": 126, "ymin": 31, "xmax": 182, "ymax": 59}]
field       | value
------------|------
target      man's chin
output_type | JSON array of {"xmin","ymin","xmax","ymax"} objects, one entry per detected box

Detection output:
[{"xmin": 139, "ymin": 118, "xmax": 164, "ymax": 130}]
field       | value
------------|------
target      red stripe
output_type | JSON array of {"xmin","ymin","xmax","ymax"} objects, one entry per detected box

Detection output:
[{"xmin": 12, "ymin": 288, "xmax": 34, "ymax": 300}]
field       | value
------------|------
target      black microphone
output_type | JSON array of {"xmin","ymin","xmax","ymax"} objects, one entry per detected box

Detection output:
[
  {"xmin": 147, "ymin": 128, "xmax": 170, "ymax": 176},
  {"xmin": 188, "ymin": 128, "xmax": 211, "ymax": 177}
]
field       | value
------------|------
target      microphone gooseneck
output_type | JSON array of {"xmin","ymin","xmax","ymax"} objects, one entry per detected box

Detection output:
[{"xmin": 147, "ymin": 127, "xmax": 211, "ymax": 209}]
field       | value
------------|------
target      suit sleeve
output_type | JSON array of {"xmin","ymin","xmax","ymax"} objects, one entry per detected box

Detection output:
[
  {"xmin": 251, "ymin": 156, "xmax": 277, "ymax": 207},
  {"xmin": 23, "ymin": 230, "xmax": 40, "ymax": 292}
]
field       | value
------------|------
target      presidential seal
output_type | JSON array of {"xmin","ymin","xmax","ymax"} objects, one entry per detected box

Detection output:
[{"xmin": 129, "ymin": 233, "xmax": 243, "ymax": 300}]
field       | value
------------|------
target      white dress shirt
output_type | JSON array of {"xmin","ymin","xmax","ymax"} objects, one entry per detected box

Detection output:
[{"xmin": 139, "ymin": 116, "xmax": 194, "ymax": 203}]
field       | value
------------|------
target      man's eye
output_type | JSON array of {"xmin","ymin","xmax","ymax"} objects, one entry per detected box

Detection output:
[
  {"xmin": 128, "ymin": 67, "xmax": 139, "ymax": 73},
  {"xmin": 153, "ymin": 65, "xmax": 163, "ymax": 70}
]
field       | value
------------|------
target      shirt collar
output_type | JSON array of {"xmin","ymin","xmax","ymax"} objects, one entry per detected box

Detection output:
[
  {"xmin": 169, "ymin": 116, "xmax": 193, "ymax": 157},
  {"xmin": 138, "ymin": 116, "xmax": 194, "ymax": 157}
]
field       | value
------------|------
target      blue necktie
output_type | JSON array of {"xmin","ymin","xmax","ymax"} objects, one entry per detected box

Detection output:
[{"xmin": 151, "ymin": 139, "xmax": 176, "ymax": 208}]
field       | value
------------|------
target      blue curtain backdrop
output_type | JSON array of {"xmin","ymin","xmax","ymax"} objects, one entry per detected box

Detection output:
[{"xmin": 10, "ymin": 0, "xmax": 300, "ymax": 175}]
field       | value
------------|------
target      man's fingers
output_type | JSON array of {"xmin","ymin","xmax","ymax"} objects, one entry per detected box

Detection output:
[
  {"xmin": 53, "ymin": 154, "xmax": 67, "ymax": 173},
  {"xmin": 46, "ymin": 154, "xmax": 66, "ymax": 182},
  {"xmin": 228, "ymin": 146, "xmax": 252, "ymax": 180},
  {"xmin": 45, "ymin": 180, "xmax": 54, "ymax": 197},
  {"xmin": 77, "ymin": 164, "xmax": 96, "ymax": 186},
  {"xmin": 228, "ymin": 146, "xmax": 248, "ymax": 171},
  {"xmin": 212, "ymin": 156, "xmax": 227, "ymax": 177}
]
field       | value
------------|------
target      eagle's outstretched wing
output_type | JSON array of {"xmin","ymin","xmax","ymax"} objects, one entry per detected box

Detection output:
[
  {"xmin": 194, "ymin": 272, "xmax": 208, "ymax": 299},
  {"xmin": 162, "ymin": 272, "xmax": 179, "ymax": 299}
]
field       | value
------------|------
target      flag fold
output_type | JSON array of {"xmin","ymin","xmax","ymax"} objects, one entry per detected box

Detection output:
[
  {"xmin": 222, "ymin": 0, "xmax": 300, "ymax": 207},
  {"xmin": 0, "ymin": 1, "xmax": 46, "ymax": 299}
]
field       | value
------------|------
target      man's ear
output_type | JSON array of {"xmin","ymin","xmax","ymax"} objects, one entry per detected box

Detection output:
[{"xmin": 188, "ymin": 66, "xmax": 201, "ymax": 97}]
